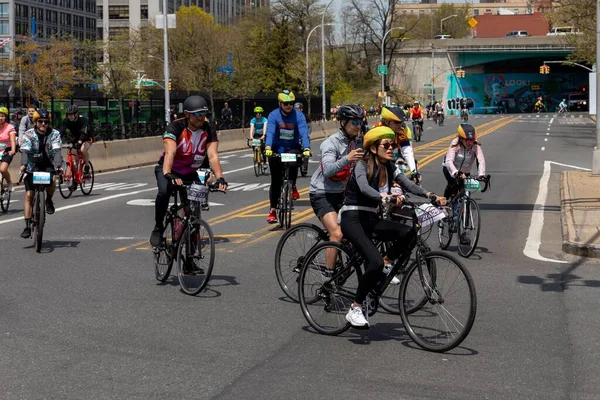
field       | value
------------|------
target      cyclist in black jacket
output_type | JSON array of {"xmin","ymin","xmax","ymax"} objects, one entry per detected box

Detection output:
[{"xmin": 59, "ymin": 105, "xmax": 93, "ymax": 176}]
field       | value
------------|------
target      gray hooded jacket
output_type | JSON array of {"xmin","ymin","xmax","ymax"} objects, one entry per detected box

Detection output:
[{"xmin": 309, "ymin": 129, "xmax": 357, "ymax": 194}]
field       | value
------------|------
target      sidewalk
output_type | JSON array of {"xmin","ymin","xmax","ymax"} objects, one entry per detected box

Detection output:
[{"xmin": 561, "ymin": 171, "xmax": 600, "ymax": 257}]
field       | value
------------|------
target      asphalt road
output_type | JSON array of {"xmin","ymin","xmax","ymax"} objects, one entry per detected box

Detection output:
[{"xmin": 1, "ymin": 113, "xmax": 599, "ymax": 399}]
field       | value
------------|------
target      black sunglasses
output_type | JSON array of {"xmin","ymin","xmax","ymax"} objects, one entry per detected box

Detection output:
[
  {"xmin": 190, "ymin": 111, "xmax": 207, "ymax": 118},
  {"xmin": 281, "ymin": 102, "xmax": 294, "ymax": 106},
  {"xmin": 37, "ymin": 120, "xmax": 50, "ymax": 125},
  {"xmin": 380, "ymin": 142, "xmax": 397, "ymax": 150}
]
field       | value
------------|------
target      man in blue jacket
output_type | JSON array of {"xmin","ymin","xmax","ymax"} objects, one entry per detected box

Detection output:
[{"xmin": 264, "ymin": 90, "xmax": 311, "ymax": 224}]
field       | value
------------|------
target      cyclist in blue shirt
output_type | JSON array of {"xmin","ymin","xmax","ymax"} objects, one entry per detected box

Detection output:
[
  {"xmin": 264, "ymin": 90, "xmax": 311, "ymax": 224},
  {"xmin": 249, "ymin": 106, "xmax": 267, "ymax": 160}
]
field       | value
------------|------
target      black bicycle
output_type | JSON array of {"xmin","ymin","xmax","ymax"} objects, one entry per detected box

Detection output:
[
  {"xmin": 298, "ymin": 198, "xmax": 477, "ymax": 352},
  {"xmin": 0, "ymin": 175, "xmax": 11, "ymax": 213},
  {"xmin": 153, "ymin": 168, "xmax": 224, "ymax": 295},
  {"xmin": 269, "ymin": 152, "xmax": 303, "ymax": 230},
  {"xmin": 20, "ymin": 168, "xmax": 57, "ymax": 253}
]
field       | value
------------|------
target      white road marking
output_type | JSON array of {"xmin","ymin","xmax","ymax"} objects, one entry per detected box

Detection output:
[
  {"xmin": 544, "ymin": 138, "xmax": 548, "ymax": 142},
  {"xmin": 541, "ymin": 147, "xmax": 545, "ymax": 151},
  {"xmin": 126, "ymin": 199, "xmax": 224, "ymax": 207},
  {"xmin": 550, "ymin": 118, "xmax": 554, "ymax": 124},
  {"xmin": 523, "ymin": 160, "xmax": 590, "ymax": 263},
  {"xmin": 546, "ymin": 132, "xmax": 549, "ymax": 136}
]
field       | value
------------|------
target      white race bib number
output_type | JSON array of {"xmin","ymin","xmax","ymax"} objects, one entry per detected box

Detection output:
[
  {"xmin": 280, "ymin": 153, "xmax": 297, "ymax": 163},
  {"xmin": 191, "ymin": 154, "xmax": 205, "ymax": 168},
  {"xmin": 415, "ymin": 204, "xmax": 446, "ymax": 228},
  {"xmin": 0, "ymin": 143, "xmax": 6, "ymax": 151},
  {"xmin": 280, "ymin": 128, "xmax": 294, "ymax": 141},
  {"xmin": 32, "ymin": 172, "xmax": 52, "ymax": 185},
  {"xmin": 252, "ymin": 139, "xmax": 262, "ymax": 147}
]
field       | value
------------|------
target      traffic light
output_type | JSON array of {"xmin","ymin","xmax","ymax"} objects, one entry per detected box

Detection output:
[
  {"xmin": 168, "ymin": 80, "xmax": 172, "ymax": 91},
  {"xmin": 456, "ymin": 69, "xmax": 466, "ymax": 78},
  {"xmin": 539, "ymin": 65, "xmax": 550, "ymax": 74}
]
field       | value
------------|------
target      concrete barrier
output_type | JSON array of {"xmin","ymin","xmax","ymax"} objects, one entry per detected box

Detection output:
[{"xmin": 7, "ymin": 117, "xmax": 378, "ymax": 178}]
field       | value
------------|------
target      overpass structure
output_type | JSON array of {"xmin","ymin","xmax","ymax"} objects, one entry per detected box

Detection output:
[{"xmin": 387, "ymin": 36, "xmax": 583, "ymax": 114}]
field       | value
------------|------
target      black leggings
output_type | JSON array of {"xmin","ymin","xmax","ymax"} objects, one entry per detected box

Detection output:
[
  {"xmin": 154, "ymin": 166, "xmax": 196, "ymax": 227},
  {"xmin": 268, "ymin": 155, "xmax": 299, "ymax": 209},
  {"xmin": 340, "ymin": 210, "xmax": 415, "ymax": 304}
]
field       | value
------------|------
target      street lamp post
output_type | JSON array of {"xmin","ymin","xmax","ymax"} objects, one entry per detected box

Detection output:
[
  {"xmin": 431, "ymin": 43, "xmax": 435, "ymax": 101},
  {"xmin": 380, "ymin": 26, "xmax": 405, "ymax": 107},
  {"xmin": 162, "ymin": 0, "xmax": 170, "ymax": 124},
  {"xmin": 440, "ymin": 14, "xmax": 458, "ymax": 35},
  {"xmin": 321, "ymin": 0, "xmax": 335, "ymax": 121},
  {"xmin": 593, "ymin": 0, "xmax": 600, "ymax": 174},
  {"xmin": 306, "ymin": 23, "xmax": 334, "ymax": 95}
]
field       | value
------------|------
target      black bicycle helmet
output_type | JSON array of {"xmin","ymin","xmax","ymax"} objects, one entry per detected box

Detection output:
[
  {"xmin": 457, "ymin": 123, "xmax": 476, "ymax": 140},
  {"xmin": 294, "ymin": 102, "xmax": 303, "ymax": 110},
  {"xmin": 66, "ymin": 105, "xmax": 79, "ymax": 115},
  {"xmin": 336, "ymin": 104, "xmax": 363, "ymax": 120},
  {"xmin": 33, "ymin": 109, "xmax": 50, "ymax": 121},
  {"xmin": 183, "ymin": 95, "xmax": 209, "ymax": 113}
]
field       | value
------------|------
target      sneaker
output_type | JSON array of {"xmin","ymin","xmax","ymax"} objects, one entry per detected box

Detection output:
[
  {"xmin": 390, "ymin": 275, "xmax": 401, "ymax": 285},
  {"xmin": 20, "ymin": 226, "xmax": 31, "ymax": 239},
  {"xmin": 345, "ymin": 306, "xmax": 369, "ymax": 329},
  {"xmin": 45, "ymin": 198, "xmax": 55, "ymax": 215},
  {"xmin": 149, "ymin": 226, "xmax": 163, "ymax": 247},
  {"xmin": 292, "ymin": 186, "xmax": 300, "ymax": 200},
  {"xmin": 266, "ymin": 210, "xmax": 278, "ymax": 224},
  {"xmin": 6, "ymin": 182, "xmax": 13, "ymax": 192}
]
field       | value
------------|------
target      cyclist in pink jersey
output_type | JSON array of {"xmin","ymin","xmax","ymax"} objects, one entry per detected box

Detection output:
[{"xmin": 0, "ymin": 107, "xmax": 17, "ymax": 192}]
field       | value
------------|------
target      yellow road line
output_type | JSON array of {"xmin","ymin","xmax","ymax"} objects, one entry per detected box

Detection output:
[
  {"xmin": 115, "ymin": 240, "xmax": 148, "ymax": 252},
  {"xmin": 241, "ymin": 207, "xmax": 315, "ymax": 247}
]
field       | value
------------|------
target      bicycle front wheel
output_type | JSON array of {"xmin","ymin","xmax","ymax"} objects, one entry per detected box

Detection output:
[
  {"xmin": 33, "ymin": 190, "xmax": 45, "ymax": 253},
  {"xmin": 0, "ymin": 176, "xmax": 10, "ymax": 212},
  {"xmin": 298, "ymin": 241, "xmax": 359, "ymax": 335},
  {"xmin": 253, "ymin": 148, "xmax": 260, "ymax": 177},
  {"xmin": 80, "ymin": 161, "xmax": 94, "ymax": 195},
  {"xmin": 400, "ymin": 251, "xmax": 477, "ymax": 352},
  {"xmin": 176, "ymin": 219, "xmax": 215, "ymax": 295},
  {"xmin": 154, "ymin": 218, "xmax": 174, "ymax": 282},
  {"xmin": 457, "ymin": 198, "xmax": 481, "ymax": 258},
  {"xmin": 274, "ymin": 223, "xmax": 328, "ymax": 302},
  {"xmin": 437, "ymin": 212, "xmax": 453, "ymax": 250},
  {"xmin": 59, "ymin": 162, "xmax": 75, "ymax": 199}
]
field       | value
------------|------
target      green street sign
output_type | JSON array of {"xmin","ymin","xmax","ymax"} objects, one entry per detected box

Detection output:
[
  {"xmin": 377, "ymin": 64, "xmax": 388, "ymax": 75},
  {"xmin": 423, "ymin": 83, "xmax": 432, "ymax": 87},
  {"xmin": 131, "ymin": 79, "xmax": 158, "ymax": 88}
]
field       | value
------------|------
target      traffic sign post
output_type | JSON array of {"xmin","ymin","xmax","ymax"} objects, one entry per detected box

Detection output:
[{"xmin": 377, "ymin": 65, "xmax": 388, "ymax": 75}]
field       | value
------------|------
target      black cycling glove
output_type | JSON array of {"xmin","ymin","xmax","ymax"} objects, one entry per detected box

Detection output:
[
  {"xmin": 164, "ymin": 172, "xmax": 180, "ymax": 184},
  {"xmin": 215, "ymin": 177, "xmax": 228, "ymax": 186}
]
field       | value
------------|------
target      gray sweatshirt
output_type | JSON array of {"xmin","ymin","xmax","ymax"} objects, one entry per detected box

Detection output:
[{"xmin": 309, "ymin": 130, "xmax": 357, "ymax": 194}]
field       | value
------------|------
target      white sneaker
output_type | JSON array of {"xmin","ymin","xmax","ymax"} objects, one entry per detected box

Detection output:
[
  {"xmin": 7, "ymin": 182, "xmax": 13, "ymax": 192},
  {"xmin": 391, "ymin": 275, "xmax": 401, "ymax": 285},
  {"xmin": 345, "ymin": 306, "xmax": 369, "ymax": 328}
]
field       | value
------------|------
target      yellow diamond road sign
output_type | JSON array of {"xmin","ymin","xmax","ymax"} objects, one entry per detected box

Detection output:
[{"xmin": 468, "ymin": 17, "xmax": 478, "ymax": 28}]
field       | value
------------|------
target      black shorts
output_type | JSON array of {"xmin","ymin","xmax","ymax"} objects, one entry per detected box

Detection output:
[
  {"xmin": 310, "ymin": 192, "xmax": 345, "ymax": 218},
  {"xmin": 1, "ymin": 151, "xmax": 13, "ymax": 165}
]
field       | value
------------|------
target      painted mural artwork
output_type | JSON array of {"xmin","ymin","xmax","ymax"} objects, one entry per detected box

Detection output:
[{"xmin": 445, "ymin": 73, "xmax": 589, "ymax": 114}]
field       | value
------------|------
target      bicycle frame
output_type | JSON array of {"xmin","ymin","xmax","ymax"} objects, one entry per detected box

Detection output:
[{"xmin": 66, "ymin": 148, "xmax": 85, "ymax": 185}]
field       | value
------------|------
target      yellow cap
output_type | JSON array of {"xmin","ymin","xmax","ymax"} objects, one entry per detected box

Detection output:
[{"xmin": 363, "ymin": 126, "xmax": 395, "ymax": 150}]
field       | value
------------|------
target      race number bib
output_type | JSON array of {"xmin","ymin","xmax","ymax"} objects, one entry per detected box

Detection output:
[
  {"xmin": 0, "ymin": 143, "xmax": 6, "ymax": 151},
  {"xmin": 191, "ymin": 154, "xmax": 205, "ymax": 168},
  {"xmin": 32, "ymin": 172, "xmax": 52, "ymax": 185},
  {"xmin": 280, "ymin": 128, "xmax": 294, "ymax": 141}
]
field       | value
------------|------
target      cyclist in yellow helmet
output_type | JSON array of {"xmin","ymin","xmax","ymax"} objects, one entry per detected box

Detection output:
[
  {"xmin": 0, "ymin": 106, "xmax": 17, "ymax": 193},
  {"xmin": 376, "ymin": 106, "xmax": 419, "ymax": 183},
  {"xmin": 249, "ymin": 106, "xmax": 268, "ymax": 164}
]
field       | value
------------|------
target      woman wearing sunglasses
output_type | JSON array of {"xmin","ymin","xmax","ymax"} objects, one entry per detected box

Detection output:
[
  {"xmin": 339, "ymin": 126, "xmax": 446, "ymax": 328},
  {"xmin": 442, "ymin": 123, "xmax": 486, "ymax": 200}
]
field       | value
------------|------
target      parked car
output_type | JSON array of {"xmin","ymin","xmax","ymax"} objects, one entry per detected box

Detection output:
[
  {"xmin": 505, "ymin": 31, "xmax": 529, "ymax": 38},
  {"xmin": 434, "ymin": 34, "xmax": 452, "ymax": 39},
  {"xmin": 547, "ymin": 27, "xmax": 581, "ymax": 36},
  {"xmin": 568, "ymin": 93, "xmax": 588, "ymax": 111}
]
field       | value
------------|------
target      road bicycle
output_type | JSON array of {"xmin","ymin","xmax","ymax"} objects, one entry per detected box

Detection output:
[
  {"xmin": 297, "ymin": 197, "xmax": 476, "ymax": 352},
  {"xmin": 461, "ymin": 109, "xmax": 469, "ymax": 122},
  {"xmin": 437, "ymin": 174, "xmax": 491, "ymax": 258},
  {"xmin": 58, "ymin": 145, "xmax": 94, "ymax": 199},
  {"xmin": 247, "ymin": 138, "xmax": 267, "ymax": 177},
  {"xmin": 436, "ymin": 110, "xmax": 445, "ymax": 126},
  {"xmin": 412, "ymin": 118, "xmax": 423, "ymax": 142},
  {"xmin": 300, "ymin": 154, "xmax": 309, "ymax": 177},
  {"xmin": 19, "ymin": 167, "xmax": 57, "ymax": 253},
  {"xmin": 0, "ymin": 175, "xmax": 11, "ymax": 213},
  {"xmin": 153, "ymin": 168, "xmax": 225, "ymax": 295},
  {"xmin": 555, "ymin": 106, "xmax": 569, "ymax": 116},
  {"xmin": 270, "ymin": 152, "xmax": 303, "ymax": 230}
]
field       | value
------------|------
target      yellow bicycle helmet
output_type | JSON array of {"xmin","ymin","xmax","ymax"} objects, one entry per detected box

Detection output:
[
  {"xmin": 254, "ymin": 106, "xmax": 264, "ymax": 113},
  {"xmin": 0, "ymin": 107, "xmax": 8, "ymax": 116},
  {"xmin": 277, "ymin": 90, "xmax": 295, "ymax": 103},
  {"xmin": 457, "ymin": 123, "xmax": 477, "ymax": 140},
  {"xmin": 363, "ymin": 126, "xmax": 396, "ymax": 150},
  {"xmin": 380, "ymin": 106, "xmax": 404, "ymax": 122}
]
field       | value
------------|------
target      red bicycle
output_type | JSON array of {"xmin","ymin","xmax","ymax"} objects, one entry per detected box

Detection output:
[{"xmin": 58, "ymin": 145, "xmax": 95, "ymax": 198}]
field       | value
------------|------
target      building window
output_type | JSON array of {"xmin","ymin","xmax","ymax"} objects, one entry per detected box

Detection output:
[
  {"xmin": 0, "ymin": 3, "xmax": 9, "ymax": 17},
  {"xmin": 419, "ymin": 9, "xmax": 425, "ymax": 16},
  {"xmin": 141, "ymin": 5, "xmax": 148, "ymax": 19},
  {"xmin": 97, "ymin": 5, "xmax": 102, "ymax": 17},
  {"xmin": 485, "ymin": 9, "xmax": 492, "ymax": 14},
  {"xmin": 513, "ymin": 8, "xmax": 518, "ymax": 14},
  {"xmin": 109, "ymin": 5, "xmax": 129, "ymax": 19},
  {"xmin": 0, "ymin": 21, "xmax": 8, "ymax": 35},
  {"xmin": 473, "ymin": 9, "xmax": 479, "ymax": 16}
]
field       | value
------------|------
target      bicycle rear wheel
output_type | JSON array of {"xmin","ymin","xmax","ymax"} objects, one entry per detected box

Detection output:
[
  {"xmin": 59, "ymin": 162, "xmax": 75, "ymax": 199},
  {"xmin": 437, "ymin": 213, "xmax": 453, "ymax": 250},
  {"xmin": 0, "ymin": 176, "xmax": 10, "ymax": 212},
  {"xmin": 154, "ymin": 218, "xmax": 174, "ymax": 282},
  {"xmin": 277, "ymin": 182, "xmax": 292, "ymax": 229},
  {"xmin": 298, "ymin": 241, "xmax": 359, "ymax": 335},
  {"xmin": 253, "ymin": 148, "xmax": 260, "ymax": 177},
  {"xmin": 33, "ymin": 190, "xmax": 45, "ymax": 253},
  {"xmin": 415, "ymin": 126, "xmax": 421, "ymax": 142},
  {"xmin": 176, "ymin": 219, "xmax": 215, "ymax": 295},
  {"xmin": 274, "ymin": 223, "xmax": 328, "ymax": 302},
  {"xmin": 457, "ymin": 198, "xmax": 481, "ymax": 258},
  {"xmin": 400, "ymin": 251, "xmax": 476, "ymax": 352},
  {"xmin": 80, "ymin": 161, "xmax": 94, "ymax": 195}
]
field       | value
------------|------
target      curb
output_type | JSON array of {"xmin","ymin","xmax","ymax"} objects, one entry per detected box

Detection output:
[{"xmin": 560, "ymin": 172, "xmax": 600, "ymax": 258}]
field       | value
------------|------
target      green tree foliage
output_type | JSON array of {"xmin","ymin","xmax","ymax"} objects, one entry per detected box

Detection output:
[{"xmin": 547, "ymin": 0, "xmax": 595, "ymax": 64}]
